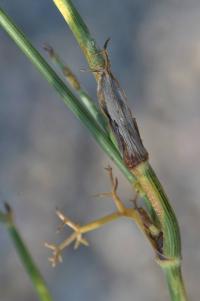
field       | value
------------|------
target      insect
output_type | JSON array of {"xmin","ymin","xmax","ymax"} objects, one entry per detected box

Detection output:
[{"xmin": 96, "ymin": 39, "xmax": 148, "ymax": 169}]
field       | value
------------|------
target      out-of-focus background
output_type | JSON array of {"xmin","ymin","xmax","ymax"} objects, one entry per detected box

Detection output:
[{"xmin": 0, "ymin": 1, "xmax": 199, "ymax": 300}]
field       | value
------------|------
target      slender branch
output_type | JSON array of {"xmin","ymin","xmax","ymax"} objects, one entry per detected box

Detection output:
[{"xmin": 0, "ymin": 205, "xmax": 53, "ymax": 301}]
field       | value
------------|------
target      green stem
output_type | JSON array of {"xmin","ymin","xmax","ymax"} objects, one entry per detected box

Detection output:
[
  {"xmin": 133, "ymin": 162, "xmax": 181, "ymax": 259},
  {"xmin": 163, "ymin": 264, "xmax": 188, "ymax": 301},
  {"xmin": 0, "ymin": 209, "xmax": 53, "ymax": 301},
  {"xmin": 53, "ymin": 0, "xmax": 104, "ymax": 70},
  {"xmin": 8, "ymin": 226, "xmax": 53, "ymax": 301},
  {"xmin": 0, "ymin": 7, "xmax": 135, "ymax": 184},
  {"xmin": 133, "ymin": 162, "xmax": 187, "ymax": 299}
]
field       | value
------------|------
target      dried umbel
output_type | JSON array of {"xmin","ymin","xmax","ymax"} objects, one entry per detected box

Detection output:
[
  {"xmin": 45, "ymin": 167, "xmax": 164, "ymax": 266},
  {"xmin": 97, "ymin": 39, "xmax": 148, "ymax": 169}
]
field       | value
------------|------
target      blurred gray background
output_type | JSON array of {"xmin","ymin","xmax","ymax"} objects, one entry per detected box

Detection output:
[{"xmin": 0, "ymin": 1, "xmax": 199, "ymax": 300}]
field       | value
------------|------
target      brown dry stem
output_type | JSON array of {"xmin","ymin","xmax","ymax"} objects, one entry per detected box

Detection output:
[{"xmin": 45, "ymin": 167, "xmax": 161, "ymax": 267}]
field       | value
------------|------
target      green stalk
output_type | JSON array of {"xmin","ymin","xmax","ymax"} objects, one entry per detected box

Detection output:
[
  {"xmin": 53, "ymin": 0, "xmax": 104, "ymax": 71},
  {"xmin": 0, "ymin": 206, "xmax": 53, "ymax": 301},
  {"xmin": 133, "ymin": 162, "xmax": 188, "ymax": 300},
  {"xmin": 133, "ymin": 162, "xmax": 181, "ymax": 258},
  {"xmin": 0, "ymin": 8, "xmax": 135, "ymax": 185},
  {"xmin": 164, "ymin": 264, "xmax": 188, "ymax": 301},
  {"xmin": 52, "ymin": 1, "xmax": 188, "ymax": 300}
]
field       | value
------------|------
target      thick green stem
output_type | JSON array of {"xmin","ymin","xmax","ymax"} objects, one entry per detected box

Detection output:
[
  {"xmin": 133, "ymin": 162, "xmax": 181, "ymax": 259},
  {"xmin": 133, "ymin": 162, "xmax": 188, "ymax": 300},
  {"xmin": 163, "ymin": 264, "xmax": 188, "ymax": 301}
]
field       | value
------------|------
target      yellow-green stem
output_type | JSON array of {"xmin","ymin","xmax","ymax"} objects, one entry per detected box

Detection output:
[
  {"xmin": 53, "ymin": 0, "xmax": 104, "ymax": 71},
  {"xmin": 133, "ymin": 162, "xmax": 181, "ymax": 259},
  {"xmin": 133, "ymin": 162, "xmax": 188, "ymax": 300},
  {"xmin": 163, "ymin": 264, "xmax": 188, "ymax": 301}
]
